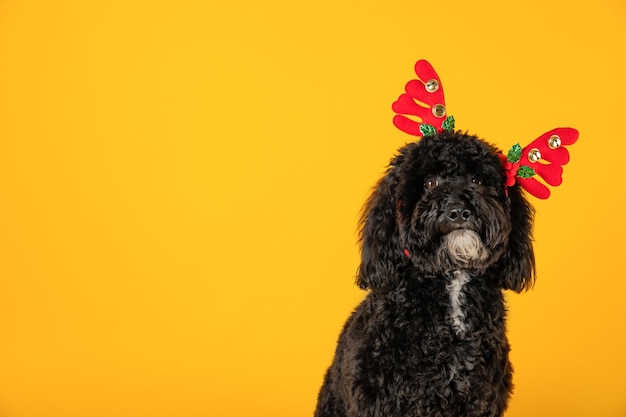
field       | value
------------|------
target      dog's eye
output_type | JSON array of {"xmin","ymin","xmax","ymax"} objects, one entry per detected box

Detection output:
[
  {"xmin": 472, "ymin": 176, "xmax": 483, "ymax": 185},
  {"xmin": 424, "ymin": 178, "xmax": 439, "ymax": 190}
]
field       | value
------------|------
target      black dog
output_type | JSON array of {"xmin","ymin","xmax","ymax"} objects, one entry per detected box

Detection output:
[{"xmin": 314, "ymin": 130, "xmax": 536, "ymax": 417}]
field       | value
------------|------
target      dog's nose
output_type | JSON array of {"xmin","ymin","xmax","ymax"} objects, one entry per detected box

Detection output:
[{"xmin": 446, "ymin": 205, "xmax": 472, "ymax": 225}]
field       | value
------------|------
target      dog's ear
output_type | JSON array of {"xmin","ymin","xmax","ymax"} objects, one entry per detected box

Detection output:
[
  {"xmin": 356, "ymin": 156, "xmax": 407, "ymax": 291},
  {"xmin": 498, "ymin": 184, "xmax": 536, "ymax": 292}
]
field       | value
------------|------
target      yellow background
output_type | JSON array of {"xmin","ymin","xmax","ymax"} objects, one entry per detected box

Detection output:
[{"xmin": 0, "ymin": 0, "xmax": 624, "ymax": 416}]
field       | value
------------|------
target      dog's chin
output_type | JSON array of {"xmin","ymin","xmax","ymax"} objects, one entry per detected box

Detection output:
[{"xmin": 442, "ymin": 229, "xmax": 490, "ymax": 267}]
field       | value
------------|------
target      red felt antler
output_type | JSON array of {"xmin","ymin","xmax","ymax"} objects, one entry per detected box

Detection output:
[
  {"xmin": 392, "ymin": 60, "xmax": 452, "ymax": 137},
  {"xmin": 503, "ymin": 128, "xmax": 579, "ymax": 199}
]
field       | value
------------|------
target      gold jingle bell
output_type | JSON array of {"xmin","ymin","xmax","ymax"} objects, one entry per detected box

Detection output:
[
  {"xmin": 527, "ymin": 148, "xmax": 541, "ymax": 163},
  {"xmin": 548, "ymin": 135, "xmax": 562, "ymax": 149},
  {"xmin": 432, "ymin": 104, "xmax": 446, "ymax": 118},
  {"xmin": 425, "ymin": 79, "xmax": 439, "ymax": 93}
]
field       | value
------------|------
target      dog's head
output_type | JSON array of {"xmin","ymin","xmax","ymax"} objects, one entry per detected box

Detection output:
[{"xmin": 357, "ymin": 130, "xmax": 535, "ymax": 292}]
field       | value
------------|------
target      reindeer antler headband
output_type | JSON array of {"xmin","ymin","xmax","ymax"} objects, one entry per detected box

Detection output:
[{"xmin": 392, "ymin": 60, "xmax": 579, "ymax": 199}]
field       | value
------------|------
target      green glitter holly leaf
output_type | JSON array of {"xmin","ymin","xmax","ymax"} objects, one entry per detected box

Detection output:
[
  {"xmin": 442, "ymin": 115, "xmax": 455, "ymax": 131},
  {"xmin": 420, "ymin": 124, "xmax": 437, "ymax": 137},
  {"xmin": 507, "ymin": 143, "xmax": 522, "ymax": 163},
  {"xmin": 516, "ymin": 165, "xmax": 536, "ymax": 178}
]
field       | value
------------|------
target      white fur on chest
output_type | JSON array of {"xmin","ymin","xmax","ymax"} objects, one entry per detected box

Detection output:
[{"xmin": 446, "ymin": 270, "xmax": 471, "ymax": 334}]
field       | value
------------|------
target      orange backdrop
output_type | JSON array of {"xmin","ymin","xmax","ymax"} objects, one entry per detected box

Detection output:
[{"xmin": 0, "ymin": 0, "xmax": 625, "ymax": 416}]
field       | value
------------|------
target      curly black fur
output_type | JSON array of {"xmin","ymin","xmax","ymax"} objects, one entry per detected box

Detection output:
[{"xmin": 315, "ymin": 131, "xmax": 536, "ymax": 417}]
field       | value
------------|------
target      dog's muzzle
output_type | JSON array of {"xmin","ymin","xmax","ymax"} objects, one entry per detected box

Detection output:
[{"xmin": 437, "ymin": 201, "xmax": 489, "ymax": 264}]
